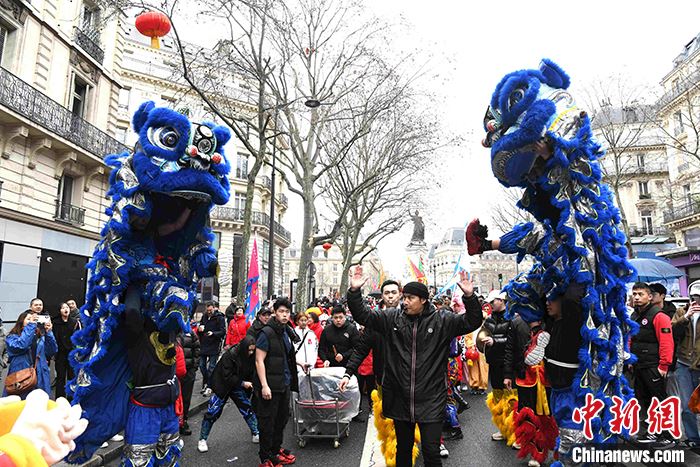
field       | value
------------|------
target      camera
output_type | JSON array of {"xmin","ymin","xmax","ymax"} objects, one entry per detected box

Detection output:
[{"xmin": 36, "ymin": 315, "xmax": 50, "ymax": 324}]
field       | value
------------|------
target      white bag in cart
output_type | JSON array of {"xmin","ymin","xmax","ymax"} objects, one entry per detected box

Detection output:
[{"xmin": 297, "ymin": 367, "xmax": 361, "ymax": 423}]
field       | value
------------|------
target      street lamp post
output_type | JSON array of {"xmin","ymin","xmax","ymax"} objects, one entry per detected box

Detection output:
[
  {"xmin": 431, "ymin": 263, "xmax": 437, "ymax": 292},
  {"xmin": 266, "ymin": 100, "xmax": 279, "ymax": 299}
]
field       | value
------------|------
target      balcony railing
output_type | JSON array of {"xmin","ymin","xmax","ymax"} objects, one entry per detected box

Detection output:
[
  {"xmin": 627, "ymin": 224, "xmax": 669, "ymax": 236},
  {"xmin": 54, "ymin": 200, "xmax": 86, "ymax": 226},
  {"xmin": 279, "ymin": 193, "xmax": 288, "ymax": 206},
  {"xmin": 73, "ymin": 27, "xmax": 104, "ymax": 64},
  {"xmin": 0, "ymin": 67, "xmax": 129, "ymax": 158},
  {"xmin": 664, "ymin": 200, "xmax": 700, "ymax": 224},
  {"xmin": 211, "ymin": 206, "xmax": 291, "ymax": 242},
  {"xmin": 259, "ymin": 175, "xmax": 272, "ymax": 190},
  {"xmin": 657, "ymin": 68, "xmax": 700, "ymax": 110}
]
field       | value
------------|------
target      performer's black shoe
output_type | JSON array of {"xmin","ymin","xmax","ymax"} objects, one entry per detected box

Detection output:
[
  {"xmin": 444, "ymin": 428, "xmax": 463, "ymax": 440},
  {"xmin": 180, "ymin": 421, "xmax": 192, "ymax": 436}
]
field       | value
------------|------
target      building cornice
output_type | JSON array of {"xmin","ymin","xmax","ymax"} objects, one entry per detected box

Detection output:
[{"xmin": 0, "ymin": 206, "xmax": 100, "ymax": 241}]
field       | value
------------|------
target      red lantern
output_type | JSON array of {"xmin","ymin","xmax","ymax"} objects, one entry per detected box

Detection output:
[
  {"xmin": 465, "ymin": 347, "xmax": 480, "ymax": 362},
  {"xmin": 322, "ymin": 242, "xmax": 332, "ymax": 251},
  {"xmin": 135, "ymin": 11, "xmax": 171, "ymax": 49}
]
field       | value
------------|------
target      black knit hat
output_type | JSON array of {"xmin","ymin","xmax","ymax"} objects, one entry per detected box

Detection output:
[{"xmin": 403, "ymin": 282, "xmax": 429, "ymax": 300}]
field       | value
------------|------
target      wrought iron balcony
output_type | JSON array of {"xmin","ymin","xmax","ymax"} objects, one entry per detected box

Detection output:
[
  {"xmin": 259, "ymin": 175, "xmax": 272, "ymax": 190},
  {"xmin": 664, "ymin": 200, "xmax": 700, "ymax": 224},
  {"xmin": 0, "ymin": 67, "xmax": 129, "ymax": 158},
  {"xmin": 211, "ymin": 206, "xmax": 291, "ymax": 242},
  {"xmin": 657, "ymin": 68, "xmax": 700, "ymax": 110},
  {"xmin": 54, "ymin": 200, "xmax": 86, "ymax": 226},
  {"xmin": 627, "ymin": 224, "xmax": 669, "ymax": 236},
  {"xmin": 279, "ymin": 193, "xmax": 288, "ymax": 206},
  {"xmin": 73, "ymin": 27, "xmax": 104, "ymax": 64}
]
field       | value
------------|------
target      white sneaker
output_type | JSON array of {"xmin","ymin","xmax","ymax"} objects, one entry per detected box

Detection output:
[
  {"xmin": 204, "ymin": 388, "xmax": 212, "ymax": 397},
  {"xmin": 439, "ymin": 443, "xmax": 449, "ymax": 458},
  {"xmin": 198, "ymin": 439, "xmax": 208, "ymax": 452},
  {"xmin": 491, "ymin": 432, "xmax": 504, "ymax": 441},
  {"xmin": 111, "ymin": 434, "xmax": 124, "ymax": 442},
  {"xmin": 528, "ymin": 460, "xmax": 540, "ymax": 467},
  {"xmin": 100, "ymin": 442, "xmax": 108, "ymax": 448},
  {"xmin": 512, "ymin": 442, "xmax": 521, "ymax": 450},
  {"xmin": 252, "ymin": 434, "xmax": 259, "ymax": 443}
]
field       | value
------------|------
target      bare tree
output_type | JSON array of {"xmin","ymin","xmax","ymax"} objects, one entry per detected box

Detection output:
[
  {"xmin": 320, "ymin": 97, "xmax": 443, "ymax": 292},
  {"xmin": 582, "ymin": 78, "xmax": 666, "ymax": 255},
  {"xmin": 488, "ymin": 186, "xmax": 534, "ymax": 236}
]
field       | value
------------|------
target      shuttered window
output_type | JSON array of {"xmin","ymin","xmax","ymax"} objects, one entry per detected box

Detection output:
[{"xmin": 0, "ymin": 24, "xmax": 7, "ymax": 65}]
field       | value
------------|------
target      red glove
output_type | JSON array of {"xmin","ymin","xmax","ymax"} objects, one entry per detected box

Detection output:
[{"xmin": 466, "ymin": 219, "xmax": 489, "ymax": 255}]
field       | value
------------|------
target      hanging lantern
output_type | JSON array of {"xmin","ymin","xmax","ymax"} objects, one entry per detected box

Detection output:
[
  {"xmin": 322, "ymin": 242, "xmax": 332, "ymax": 258},
  {"xmin": 135, "ymin": 11, "xmax": 171, "ymax": 49}
]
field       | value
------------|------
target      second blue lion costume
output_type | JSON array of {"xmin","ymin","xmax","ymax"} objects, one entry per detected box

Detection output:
[
  {"xmin": 65, "ymin": 101, "xmax": 232, "ymax": 466},
  {"xmin": 467, "ymin": 59, "xmax": 638, "ymax": 466}
]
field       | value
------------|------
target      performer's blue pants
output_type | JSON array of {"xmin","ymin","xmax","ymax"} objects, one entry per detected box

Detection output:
[
  {"xmin": 200, "ymin": 385, "xmax": 259, "ymax": 440},
  {"xmin": 122, "ymin": 402, "xmax": 181, "ymax": 467}
]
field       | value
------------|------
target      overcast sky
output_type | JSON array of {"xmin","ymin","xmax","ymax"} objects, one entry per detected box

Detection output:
[{"xmin": 178, "ymin": 1, "xmax": 700, "ymax": 279}]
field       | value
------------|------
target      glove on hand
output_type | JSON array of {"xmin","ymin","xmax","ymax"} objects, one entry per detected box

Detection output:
[{"xmin": 466, "ymin": 219, "xmax": 489, "ymax": 255}]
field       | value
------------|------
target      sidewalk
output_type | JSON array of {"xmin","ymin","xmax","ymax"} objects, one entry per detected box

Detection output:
[{"xmin": 55, "ymin": 374, "xmax": 211, "ymax": 467}]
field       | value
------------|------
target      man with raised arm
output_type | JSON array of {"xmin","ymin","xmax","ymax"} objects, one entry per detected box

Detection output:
[{"xmin": 345, "ymin": 267, "xmax": 482, "ymax": 467}]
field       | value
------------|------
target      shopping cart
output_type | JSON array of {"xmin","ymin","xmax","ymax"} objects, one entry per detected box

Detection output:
[{"xmin": 292, "ymin": 367, "xmax": 360, "ymax": 448}]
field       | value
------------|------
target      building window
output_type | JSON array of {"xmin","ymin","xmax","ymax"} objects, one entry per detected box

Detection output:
[
  {"xmin": 115, "ymin": 127, "xmax": 127, "ymax": 143},
  {"xmin": 59, "ymin": 175, "xmax": 75, "ymax": 207},
  {"xmin": 262, "ymin": 240, "xmax": 270, "ymax": 269},
  {"xmin": 674, "ymin": 111, "xmax": 683, "ymax": 135},
  {"xmin": 638, "ymin": 181, "xmax": 650, "ymax": 199},
  {"xmin": 636, "ymin": 153, "xmax": 645, "ymax": 170},
  {"xmin": 640, "ymin": 210, "xmax": 653, "ymax": 236},
  {"xmin": 231, "ymin": 234, "xmax": 243, "ymax": 297},
  {"xmin": 118, "ymin": 88, "xmax": 130, "ymax": 111},
  {"xmin": 71, "ymin": 75, "xmax": 89, "ymax": 118},
  {"xmin": 684, "ymin": 184, "xmax": 692, "ymax": 205},
  {"xmin": 0, "ymin": 23, "xmax": 7, "ymax": 66},
  {"xmin": 234, "ymin": 192, "xmax": 246, "ymax": 211},
  {"xmin": 212, "ymin": 231, "xmax": 221, "ymax": 250},
  {"xmin": 82, "ymin": 2, "xmax": 100, "ymax": 35},
  {"xmin": 236, "ymin": 153, "xmax": 248, "ymax": 179}
]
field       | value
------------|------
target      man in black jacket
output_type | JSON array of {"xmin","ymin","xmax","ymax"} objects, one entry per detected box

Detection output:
[
  {"xmin": 198, "ymin": 302, "xmax": 226, "ymax": 395},
  {"xmin": 177, "ymin": 330, "xmax": 200, "ymax": 435},
  {"xmin": 319, "ymin": 305, "xmax": 360, "ymax": 368},
  {"xmin": 479, "ymin": 290, "xmax": 512, "ymax": 442},
  {"xmin": 345, "ymin": 268, "xmax": 482, "ymax": 467},
  {"xmin": 254, "ymin": 298, "xmax": 298, "ymax": 467},
  {"xmin": 198, "ymin": 335, "xmax": 258, "ymax": 453}
]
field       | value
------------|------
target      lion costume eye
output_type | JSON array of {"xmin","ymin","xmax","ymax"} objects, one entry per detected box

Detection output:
[
  {"xmin": 508, "ymin": 88, "xmax": 526, "ymax": 110},
  {"xmin": 150, "ymin": 127, "xmax": 180, "ymax": 150}
]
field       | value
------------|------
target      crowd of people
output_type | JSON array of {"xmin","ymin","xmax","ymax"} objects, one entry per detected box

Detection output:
[{"xmin": 2, "ymin": 274, "xmax": 700, "ymax": 467}]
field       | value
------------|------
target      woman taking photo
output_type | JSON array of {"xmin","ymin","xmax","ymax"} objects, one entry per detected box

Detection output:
[{"xmin": 4, "ymin": 310, "xmax": 57, "ymax": 398}]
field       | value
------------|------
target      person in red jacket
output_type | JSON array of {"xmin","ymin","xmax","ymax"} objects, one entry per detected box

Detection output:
[
  {"xmin": 630, "ymin": 282, "xmax": 674, "ymax": 445},
  {"xmin": 175, "ymin": 343, "xmax": 187, "ymax": 428},
  {"xmin": 226, "ymin": 306, "xmax": 250, "ymax": 347}
]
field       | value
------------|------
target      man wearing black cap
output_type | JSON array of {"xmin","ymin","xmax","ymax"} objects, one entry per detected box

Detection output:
[{"xmin": 345, "ymin": 267, "xmax": 482, "ymax": 467}]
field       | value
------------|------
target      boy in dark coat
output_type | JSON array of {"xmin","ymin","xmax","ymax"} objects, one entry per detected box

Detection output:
[
  {"xmin": 197, "ymin": 335, "xmax": 259, "ymax": 453},
  {"xmin": 319, "ymin": 305, "xmax": 360, "ymax": 368}
]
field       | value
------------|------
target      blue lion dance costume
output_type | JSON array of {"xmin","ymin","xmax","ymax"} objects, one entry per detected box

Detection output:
[
  {"xmin": 65, "ymin": 101, "xmax": 231, "ymax": 466},
  {"xmin": 467, "ymin": 59, "xmax": 637, "ymax": 466}
]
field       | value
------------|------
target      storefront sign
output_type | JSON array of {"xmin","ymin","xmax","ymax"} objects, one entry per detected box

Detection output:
[{"xmin": 690, "ymin": 253, "xmax": 700, "ymax": 262}]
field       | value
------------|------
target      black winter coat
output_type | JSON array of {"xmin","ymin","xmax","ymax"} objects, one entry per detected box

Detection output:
[
  {"xmin": 199, "ymin": 310, "xmax": 226, "ymax": 356},
  {"xmin": 246, "ymin": 318, "xmax": 266, "ymax": 339},
  {"xmin": 210, "ymin": 343, "xmax": 255, "ymax": 398},
  {"xmin": 319, "ymin": 320, "xmax": 360, "ymax": 367},
  {"xmin": 179, "ymin": 332, "xmax": 200, "ymax": 374},
  {"xmin": 482, "ymin": 311, "xmax": 509, "ymax": 365},
  {"xmin": 345, "ymin": 328, "xmax": 384, "ymax": 381},
  {"xmin": 503, "ymin": 315, "xmax": 530, "ymax": 381},
  {"xmin": 347, "ymin": 289, "xmax": 482, "ymax": 423},
  {"xmin": 51, "ymin": 317, "xmax": 79, "ymax": 355}
]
